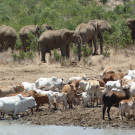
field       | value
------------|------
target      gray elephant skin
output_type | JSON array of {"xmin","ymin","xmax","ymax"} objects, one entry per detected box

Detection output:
[
  {"xmin": 19, "ymin": 25, "xmax": 40, "ymax": 52},
  {"xmin": 126, "ymin": 18, "xmax": 135, "ymax": 43},
  {"xmin": 75, "ymin": 21, "xmax": 97, "ymax": 55},
  {"xmin": 0, "ymin": 25, "xmax": 17, "ymax": 52},
  {"xmin": 88, "ymin": 19, "xmax": 111, "ymax": 54},
  {"xmin": 38, "ymin": 29, "xmax": 82, "ymax": 62}
]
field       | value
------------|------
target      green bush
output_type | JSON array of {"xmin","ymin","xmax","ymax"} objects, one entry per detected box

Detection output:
[{"xmin": 53, "ymin": 49, "xmax": 61, "ymax": 61}]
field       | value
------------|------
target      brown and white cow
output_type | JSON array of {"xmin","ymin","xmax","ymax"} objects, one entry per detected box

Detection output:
[{"xmin": 119, "ymin": 97, "xmax": 135, "ymax": 120}]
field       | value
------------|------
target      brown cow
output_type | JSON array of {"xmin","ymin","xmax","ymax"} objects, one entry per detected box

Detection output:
[
  {"xmin": 6, "ymin": 90, "xmax": 53, "ymax": 114},
  {"xmin": 103, "ymin": 72, "xmax": 125, "ymax": 84},
  {"xmin": 0, "ymin": 85, "xmax": 24, "ymax": 97},
  {"xmin": 102, "ymin": 89, "xmax": 130, "ymax": 120},
  {"xmin": 103, "ymin": 67, "xmax": 115, "ymax": 76},
  {"xmin": 98, "ymin": 80, "xmax": 105, "ymax": 87},
  {"xmin": 62, "ymin": 80, "xmax": 80, "ymax": 108}
]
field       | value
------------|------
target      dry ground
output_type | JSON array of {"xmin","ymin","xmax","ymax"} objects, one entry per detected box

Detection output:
[{"xmin": 1, "ymin": 46, "xmax": 135, "ymax": 128}]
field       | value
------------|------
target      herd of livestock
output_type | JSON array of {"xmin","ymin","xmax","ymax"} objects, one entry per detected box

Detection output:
[
  {"xmin": 0, "ymin": 67, "xmax": 135, "ymax": 121},
  {"xmin": 0, "ymin": 18, "xmax": 134, "ymax": 62}
]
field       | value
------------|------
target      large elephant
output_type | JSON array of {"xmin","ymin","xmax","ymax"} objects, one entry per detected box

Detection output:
[
  {"xmin": 0, "ymin": 25, "xmax": 17, "ymax": 52},
  {"xmin": 88, "ymin": 19, "xmax": 111, "ymax": 54},
  {"xmin": 19, "ymin": 25, "xmax": 40, "ymax": 52},
  {"xmin": 126, "ymin": 18, "xmax": 135, "ymax": 43},
  {"xmin": 38, "ymin": 29, "xmax": 82, "ymax": 62},
  {"xmin": 75, "ymin": 21, "xmax": 97, "ymax": 55},
  {"xmin": 41, "ymin": 24, "xmax": 53, "ymax": 31}
]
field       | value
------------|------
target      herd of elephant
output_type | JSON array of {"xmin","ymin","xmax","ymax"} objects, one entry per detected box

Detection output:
[{"xmin": 0, "ymin": 18, "xmax": 134, "ymax": 62}]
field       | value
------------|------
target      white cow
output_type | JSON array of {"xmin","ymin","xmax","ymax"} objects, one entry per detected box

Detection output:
[
  {"xmin": 36, "ymin": 89, "xmax": 59, "ymax": 108},
  {"xmin": 78, "ymin": 80, "xmax": 100, "ymax": 106},
  {"xmin": 106, "ymin": 80, "xmax": 122, "ymax": 91},
  {"xmin": 22, "ymin": 82, "xmax": 36, "ymax": 91},
  {"xmin": 35, "ymin": 76, "xmax": 65, "ymax": 89},
  {"xmin": 124, "ymin": 75, "xmax": 135, "ymax": 80},
  {"xmin": 81, "ymin": 92, "xmax": 92, "ymax": 107},
  {"xmin": 127, "ymin": 70, "xmax": 135, "ymax": 76},
  {"xmin": 119, "ymin": 97, "xmax": 135, "ymax": 120},
  {"xmin": 0, "ymin": 94, "xmax": 37, "ymax": 119},
  {"xmin": 129, "ymin": 82, "xmax": 135, "ymax": 97},
  {"xmin": 69, "ymin": 76, "xmax": 87, "ymax": 82},
  {"xmin": 53, "ymin": 92, "xmax": 67, "ymax": 109}
]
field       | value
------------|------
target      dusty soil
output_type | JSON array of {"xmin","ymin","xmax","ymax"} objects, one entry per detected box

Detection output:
[{"xmin": 1, "ymin": 48, "xmax": 135, "ymax": 128}]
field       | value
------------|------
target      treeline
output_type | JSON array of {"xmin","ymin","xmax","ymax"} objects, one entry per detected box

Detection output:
[{"xmin": 0, "ymin": 0, "xmax": 135, "ymax": 54}]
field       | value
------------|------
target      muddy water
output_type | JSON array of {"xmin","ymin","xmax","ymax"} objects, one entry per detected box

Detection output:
[{"xmin": 0, "ymin": 122, "xmax": 135, "ymax": 135}]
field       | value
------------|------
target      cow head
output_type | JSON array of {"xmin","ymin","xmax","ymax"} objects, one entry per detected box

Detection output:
[
  {"xmin": 28, "ymin": 96, "xmax": 37, "ymax": 108},
  {"xmin": 14, "ymin": 85, "xmax": 24, "ymax": 93}
]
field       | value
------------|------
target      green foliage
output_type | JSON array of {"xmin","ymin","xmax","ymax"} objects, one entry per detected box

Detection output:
[
  {"xmin": 0, "ymin": 0, "xmax": 135, "ymax": 60},
  {"xmin": 81, "ymin": 45, "xmax": 92, "ymax": 57},
  {"xmin": 53, "ymin": 49, "xmax": 61, "ymax": 61}
]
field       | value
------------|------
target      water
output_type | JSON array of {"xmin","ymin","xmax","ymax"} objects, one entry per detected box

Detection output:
[{"xmin": 0, "ymin": 122, "xmax": 135, "ymax": 135}]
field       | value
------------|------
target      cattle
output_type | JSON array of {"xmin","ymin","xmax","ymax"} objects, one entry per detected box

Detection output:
[
  {"xmin": 0, "ymin": 94, "xmax": 37, "ymax": 119},
  {"xmin": 102, "ymin": 89, "xmax": 130, "ymax": 120},
  {"xmin": 98, "ymin": 80, "xmax": 105, "ymax": 87},
  {"xmin": 106, "ymin": 80, "xmax": 122, "ymax": 91},
  {"xmin": 124, "ymin": 75, "xmax": 135, "ymax": 80},
  {"xmin": 127, "ymin": 70, "xmax": 135, "ymax": 76},
  {"xmin": 38, "ymin": 85, "xmax": 60, "ymax": 92},
  {"xmin": 74, "ymin": 93, "xmax": 82, "ymax": 105},
  {"xmin": 81, "ymin": 92, "xmax": 92, "ymax": 107},
  {"xmin": 77, "ymin": 74, "xmax": 87, "ymax": 78},
  {"xmin": 103, "ymin": 67, "xmax": 115, "ymax": 76},
  {"xmin": 0, "ymin": 85, "xmax": 24, "ymax": 97},
  {"xmin": 119, "ymin": 97, "xmax": 135, "ymax": 120},
  {"xmin": 36, "ymin": 89, "xmax": 58, "ymax": 108},
  {"xmin": 6, "ymin": 90, "xmax": 51, "ymax": 114},
  {"xmin": 35, "ymin": 76, "xmax": 65, "ymax": 89},
  {"xmin": 53, "ymin": 92, "xmax": 67, "ymax": 109},
  {"xmin": 121, "ymin": 78, "xmax": 135, "ymax": 86},
  {"xmin": 103, "ymin": 72, "xmax": 125, "ymax": 84},
  {"xmin": 69, "ymin": 77, "xmax": 87, "ymax": 82},
  {"xmin": 22, "ymin": 82, "xmax": 36, "ymax": 91},
  {"xmin": 129, "ymin": 82, "xmax": 135, "ymax": 97},
  {"xmin": 62, "ymin": 81, "xmax": 78, "ymax": 108},
  {"xmin": 78, "ymin": 80, "xmax": 100, "ymax": 106}
]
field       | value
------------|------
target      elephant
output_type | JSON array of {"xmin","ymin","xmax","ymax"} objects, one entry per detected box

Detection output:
[
  {"xmin": 41, "ymin": 24, "xmax": 53, "ymax": 31},
  {"xmin": 38, "ymin": 29, "xmax": 82, "ymax": 62},
  {"xmin": 19, "ymin": 25, "xmax": 40, "ymax": 52},
  {"xmin": 126, "ymin": 18, "xmax": 135, "ymax": 43},
  {"xmin": 88, "ymin": 19, "xmax": 111, "ymax": 54},
  {"xmin": 75, "ymin": 21, "xmax": 98, "ymax": 55},
  {"xmin": 0, "ymin": 25, "xmax": 17, "ymax": 52}
]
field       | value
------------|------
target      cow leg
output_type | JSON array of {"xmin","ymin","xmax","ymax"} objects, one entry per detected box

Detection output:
[
  {"xmin": 107, "ymin": 106, "xmax": 112, "ymax": 120},
  {"xmin": 14, "ymin": 108, "xmax": 18, "ymax": 119},
  {"xmin": 2, "ymin": 112, "xmax": 5, "ymax": 118},
  {"xmin": 103, "ymin": 106, "xmax": 106, "ymax": 120},
  {"xmin": 133, "ymin": 109, "xmax": 135, "ymax": 121},
  {"xmin": 31, "ymin": 108, "xmax": 33, "ymax": 115}
]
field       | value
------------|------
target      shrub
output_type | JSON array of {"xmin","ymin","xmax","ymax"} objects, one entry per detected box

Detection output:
[{"xmin": 53, "ymin": 49, "xmax": 61, "ymax": 61}]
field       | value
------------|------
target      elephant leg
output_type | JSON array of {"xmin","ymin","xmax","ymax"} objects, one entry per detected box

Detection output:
[
  {"xmin": 99, "ymin": 33, "xmax": 103, "ymax": 54},
  {"xmin": 60, "ymin": 45, "xmax": 66, "ymax": 58},
  {"xmin": 92, "ymin": 35, "xmax": 97, "ymax": 55},
  {"xmin": 41, "ymin": 51, "xmax": 46, "ymax": 63},
  {"xmin": 66, "ymin": 45, "xmax": 70, "ymax": 58}
]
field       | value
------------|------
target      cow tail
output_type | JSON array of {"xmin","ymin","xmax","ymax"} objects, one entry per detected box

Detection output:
[{"xmin": 102, "ymin": 93, "xmax": 106, "ymax": 105}]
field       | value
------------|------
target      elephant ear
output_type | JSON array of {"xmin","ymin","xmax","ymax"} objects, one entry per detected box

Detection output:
[
  {"xmin": 62, "ymin": 30, "xmax": 74, "ymax": 45},
  {"xmin": 91, "ymin": 22, "xmax": 98, "ymax": 31}
]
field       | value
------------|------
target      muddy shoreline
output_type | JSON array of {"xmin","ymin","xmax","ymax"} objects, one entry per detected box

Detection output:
[{"xmin": 2, "ymin": 103, "xmax": 135, "ymax": 129}]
